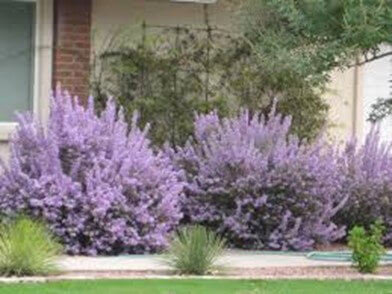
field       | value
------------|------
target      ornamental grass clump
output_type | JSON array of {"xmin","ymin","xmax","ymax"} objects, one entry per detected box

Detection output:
[
  {"xmin": 163, "ymin": 225, "xmax": 226, "ymax": 275},
  {"xmin": 0, "ymin": 89, "xmax": 184, "ymax": 255},
  {"xmin": 171, "ymin": 107, "xmax": 347, "ymax": 250},
  {"xmin": 0, "ymin": 217, "xmax": 62, "ymax": 277}
]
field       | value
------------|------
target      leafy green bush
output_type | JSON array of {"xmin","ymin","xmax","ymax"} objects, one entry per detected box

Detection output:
[
  {"xmin": 163, "ymin": 225, "xmax": 226, "ymax": 275},
  {"xmin": 348, "ymin": 222, "xmax": 385, "ymax": 274},
  {"xmin": 92, "ymin": 30, "xmax": 231, "ymax": 147},
  {"xmin": 0, "ymin": 218, "xmax": 62, "ymax": 277},
  {"xmin": 92, "ymin": 24, "xmax": 328, "ymax": 145}
]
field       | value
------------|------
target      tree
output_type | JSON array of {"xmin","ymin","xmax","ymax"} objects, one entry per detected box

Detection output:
[
  {"xmin": 238, "ymin": 0, "xmax": 392, "ymax": 132},
  {"xmin": 242, "ymin": 0, "xmax": 392, "ymax": 80}
]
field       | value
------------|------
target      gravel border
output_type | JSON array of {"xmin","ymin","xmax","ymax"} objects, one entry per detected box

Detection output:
[{"xmin": 1, "ymin": 266, "xmax": 392, "ymax": 284}]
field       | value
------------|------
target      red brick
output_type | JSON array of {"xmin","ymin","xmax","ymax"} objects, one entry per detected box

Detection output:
[
  {"xmin": 56, "ymin": 71, "xmax": 73, "ymax": 78},
  {"xmin": 52, "ymin": 0, "xmax": 92, "ymax": 103},
  {"xmin": 55, "ymin": 54, "xmax": 74, "ymax": 63}
]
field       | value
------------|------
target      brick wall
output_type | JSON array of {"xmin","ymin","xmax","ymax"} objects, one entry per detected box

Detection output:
[{"xmin": 52, "ymin": 0, "xmax": 92, "ymax": 103}]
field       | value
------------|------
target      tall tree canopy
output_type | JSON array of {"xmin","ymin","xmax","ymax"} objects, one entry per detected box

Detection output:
[
  {"xmin": 242, "ymin": 0, "xmax": 392, "ymax": 84},
  {"xmin": 237, "ymin": 0, "xmax": 392, "ymax": 129}
]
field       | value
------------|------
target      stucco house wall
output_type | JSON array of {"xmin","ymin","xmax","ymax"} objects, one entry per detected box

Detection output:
[{"xmin": 324, "ymin": 66, "xmax": 364, "ymax": 142}]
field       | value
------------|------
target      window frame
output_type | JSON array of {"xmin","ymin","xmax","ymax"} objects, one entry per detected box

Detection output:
[{"xmin": 0, "ymin": 0, "xmax": 53, "ymax": 141}]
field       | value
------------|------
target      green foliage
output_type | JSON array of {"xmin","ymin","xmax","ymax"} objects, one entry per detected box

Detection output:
[
  {"xmin": 239, "ymin": 0, "xmax": 392, "ymax": 136},
  {"xmin": 242, "ymin": 0, "xmax": 392, "ymax": 83},
  {"xmin": 214, "ymin": 38, "xmax": 330, "ymax": 141},
  {"xmin": 368, "ymin": 75, "xmax": 391, "ymax": 122},
  {"xmin": 92, "ymin": 23, "xmax": 329, "ymax": 145},
  {"xmin": 368, "ymin": 98, "xmax": 392, "ymax": 122},
  {"xmin": 0, "ymin": 218, "xmax": 62, "ymax": 277},
  {"xmin": 92, "ymin": 29, "xmax": 231, "ymax": 147},
  {"xmin": 92, "ymin": 2, "xmax": 392, "ymax": 143},
  {"xmin": 348, "ymin": 222, "xmax": 385, "ymax": 274},
  {"xmin": 162, "ymin": 225, "xmax": 226, "ymax": 275}
]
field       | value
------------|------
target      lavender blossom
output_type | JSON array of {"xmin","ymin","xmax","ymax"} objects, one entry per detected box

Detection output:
[
  {"xmin": 0, "ymin": 89, "xmax": 184, "ymax": 255},
  {"xmin": 171, "ymin": 109, "xmax": 347, "ymax": 250},
  {"xmin": 336, "ymin": 126, "xmax": 392, "ymax": 243}
]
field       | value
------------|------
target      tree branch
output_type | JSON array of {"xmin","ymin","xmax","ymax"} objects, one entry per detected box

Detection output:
[{"xmin": 355, "ymin": 51, "xmax": 392, "ymax": 66}]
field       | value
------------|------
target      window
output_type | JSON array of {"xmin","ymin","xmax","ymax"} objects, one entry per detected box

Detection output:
[
  {"xmin": 0, "ymin": 0, "xmax": 36, "ymax": 122},
  {"xmin": 0, "ymin": 0, "xmax": 53, "ymax": 142}
]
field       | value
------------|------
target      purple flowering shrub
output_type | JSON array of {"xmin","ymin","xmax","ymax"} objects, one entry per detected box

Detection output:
[
  {"xmin": 0, "ymin": 89, "xmax": 183, "ymax": 255},
  {"xmin": 336, "ymin": 128, "xmax": 392, "ymax": 243},
  {"xmin": 171, "ymin": 108, "xmax": 348, "ymax": 250},
  {"xmin": 2, "ymin": 87, "xmax": 392, "ymax": 253}
]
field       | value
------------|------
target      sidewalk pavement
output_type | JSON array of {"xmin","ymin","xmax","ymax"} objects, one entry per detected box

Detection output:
[
  {"xmin": 2, "ymin": 250, "xmax": 392, "ymax": 283},
  {"xmin": 58, "ymin": 250, "xmax": 355, "ymax": 272}
]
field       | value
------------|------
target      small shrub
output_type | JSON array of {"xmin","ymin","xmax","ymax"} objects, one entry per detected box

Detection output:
[
  {"xmin": 163, "ymin": 225, "xmax": 226, "ymax": 275},
  {"xmin": 348, "ymin": 222, "xmax": 385, "ymax": 273},
  {"xmin": 170, "ymin": 108, "xmax": 347, "ymax": 250},
  {"xmin": 0, "ymin": 218, "xmax": 62, "ymax": 277},
  {"xmin": 0, "ymin": 88, "xmax": 184, "ymax": 255}
]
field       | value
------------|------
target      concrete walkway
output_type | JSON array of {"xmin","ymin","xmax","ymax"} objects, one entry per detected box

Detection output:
[
  {"xmin": 2, "ymin": 250, "xmax": 392, "ymax": 283},
  {"xmin": 58, "ymin": 250, "xmax": 356, "ymax": 272}
]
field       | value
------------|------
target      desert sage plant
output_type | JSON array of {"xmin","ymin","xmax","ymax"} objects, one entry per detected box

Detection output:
[
  {"xmin": 0, "ymin": 88, "xmax": 184, "ymax": 255},
  {"xmin": 163, "ymin": 225, "xmax": 226, "ymax": 275},
  {"xmin": 170, "ymin": 107, "xmax": 348, "ymax": 250},
  {"xmin": 336, "ymin": 127, "xmax": 392, "ymax": 243},
  {"xmin": 0, "ymin": 217, "xmax": 62, "ymax": 277}
]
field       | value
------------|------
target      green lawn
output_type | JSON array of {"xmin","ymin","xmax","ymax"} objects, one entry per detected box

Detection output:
[{"xmin": 1, "ymin": 279, "xmax": 392, "ymax": 294}]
